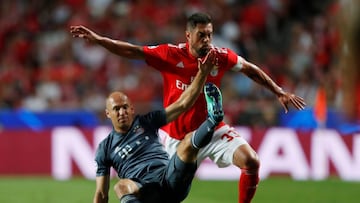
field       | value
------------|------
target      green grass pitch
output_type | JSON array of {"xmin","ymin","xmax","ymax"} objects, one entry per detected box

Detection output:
[{"xmin": 0, "ymin": 176, "xmax": 358, "ymax": 203}]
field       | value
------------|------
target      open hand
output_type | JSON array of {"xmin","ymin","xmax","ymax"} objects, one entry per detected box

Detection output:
[
  {"xmin": 198, "ymin": 49, "xmax": 217, "ymax": 74},
  {"xmin": 278, "ymin": 92, "xmax": 306, "ymax": 113},
  {"xmin": 70, "ymin": 25, "xmax": 99, "ymax": 43}
]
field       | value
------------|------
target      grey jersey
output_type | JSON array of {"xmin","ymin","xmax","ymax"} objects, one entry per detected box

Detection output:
[{"xmin": 95, "ymin": 110, "xmax": 170, "ymax": 183}]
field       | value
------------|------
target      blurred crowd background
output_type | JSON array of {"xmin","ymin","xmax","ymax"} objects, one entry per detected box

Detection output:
[{"xmin": 0, "ymin": 0, "xmax": 352, "ymax": 128}]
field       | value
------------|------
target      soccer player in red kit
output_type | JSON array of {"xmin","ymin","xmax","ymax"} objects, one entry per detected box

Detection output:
[{"xmin": 70, "ymin": 12, "xmax": 306, "ymax": 203}]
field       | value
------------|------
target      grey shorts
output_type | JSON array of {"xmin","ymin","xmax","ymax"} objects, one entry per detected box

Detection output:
[{"xmin": 135, "ymin": 154, "xmax": 197, "ymax": 203}]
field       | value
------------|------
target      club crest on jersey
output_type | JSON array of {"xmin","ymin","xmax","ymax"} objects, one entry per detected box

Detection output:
[
  {"xmin": 133, "ymin": 125, "xmax": 145, "ymax": 136},
  {"xmin": 210, "ymin": 66, "xmax": 219, "ymax": 76}
]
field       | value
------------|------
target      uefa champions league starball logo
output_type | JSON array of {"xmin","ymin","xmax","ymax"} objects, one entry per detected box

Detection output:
[{"xmin": 210, "ymin": 66, "xmax": 218, "ymax": 76}]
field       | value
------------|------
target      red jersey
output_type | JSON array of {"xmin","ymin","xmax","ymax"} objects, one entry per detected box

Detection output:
[{"xmin": 143, "ymin": 43, "xmax": 242, "ymax": 140}]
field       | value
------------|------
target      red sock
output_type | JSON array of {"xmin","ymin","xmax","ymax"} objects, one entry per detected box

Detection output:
[{"xmin": 239, "ymin": 168, "xmax": 259, "ymax": 203}]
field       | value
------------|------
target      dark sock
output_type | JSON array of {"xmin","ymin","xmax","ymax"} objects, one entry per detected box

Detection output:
[
  {"xmin": 119, "ymin": 194, "xmax": 141, "ymax": 203},
  {"xmin": 191, "ymin": 118, "xmax": 216, "ymax": 149}
]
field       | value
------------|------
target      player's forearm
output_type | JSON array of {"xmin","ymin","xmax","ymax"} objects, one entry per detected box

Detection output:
[
  {"xmin": 242, "ymin": 62, "xmax": 284, "ymax": 97},
  {"xmin": 180, "ymin": 70, "xmax": 208, "ymax": 109},
  {"xmin": 96, "ymin": 37, "xmax": 144, "ymax": 59},
  {"xmin": 93, "ymin": 193, "xmax": 108, "ymax": 203},
  {"xmin": 165, "ymin": 70, "xmax": 208, "ymax": 123}
]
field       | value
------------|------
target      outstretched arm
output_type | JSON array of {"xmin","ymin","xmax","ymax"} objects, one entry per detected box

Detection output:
[
  {"xmin": 93, "ymin": 175, "xmax": 110, "ymax": 203},
  {"xmin": 165, "ymin": 50, "xmax": 216, "ymax": 123},
  {"xmin": 70, "ymin": 25, "xmax": 144, "ymax": 59},
  {"xmin": 240, "ymin": 60, "xmax": 306, "ymax": 113}
]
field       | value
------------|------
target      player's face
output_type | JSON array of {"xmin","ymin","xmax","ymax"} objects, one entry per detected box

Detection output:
[
  {"xmin": 187, "ymin": 23, "xmax": 213, "ymax": 58},
  {"xmin": 106, "ymin": 93, "xmax": 135, "ymax": 133}
]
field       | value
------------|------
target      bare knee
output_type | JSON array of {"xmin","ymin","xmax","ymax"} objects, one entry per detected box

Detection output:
[
  {"xmin": 233, "ymin": 144, "xmax": 260, "ymax": 170},
  {"xmin": 113, "ymin": 179, "xmax": 139, "ymax": 199}
]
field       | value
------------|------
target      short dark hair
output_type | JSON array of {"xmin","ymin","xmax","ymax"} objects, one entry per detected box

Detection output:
[{"xmin": 186, "ymin": 12, "xmax": 212, "ymax": 30}]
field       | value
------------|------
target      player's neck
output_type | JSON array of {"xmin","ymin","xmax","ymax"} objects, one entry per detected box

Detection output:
[
  {"xmin": 188, "ymin": 47, "xmax": 199, "ymax": 58},
  {"xmin": 186, "ymin": 43, "xmax": 199, "ymax": 58},
  {"xmin": 114, "ymin": 126, "xmax": 130, "ymax": 134}
]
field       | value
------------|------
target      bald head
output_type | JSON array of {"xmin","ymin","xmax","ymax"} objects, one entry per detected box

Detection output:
[
  {"xmin": 105, "ymin": 91, "xmax": 135, "ymax": 133},
  {"xmin": 106, "ymin": 92, "xmax": 131, "ymax": 110}
]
